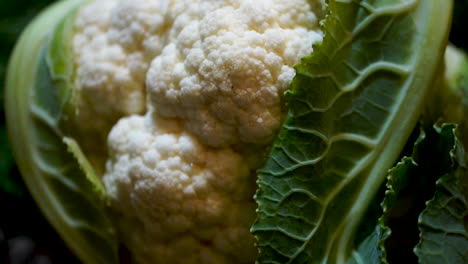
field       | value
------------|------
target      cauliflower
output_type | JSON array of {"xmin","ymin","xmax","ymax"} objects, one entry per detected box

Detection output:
[
  {"xmin": 69, "ymin": 0, "xmax": 323, "ymax": 262},
  {"xmin": 6, "ymin": 0, "xmax": 458, "ymax": 263},
  {"xmin": 68, "ymin": 0, "xmax": 324, "ymax": 261}
]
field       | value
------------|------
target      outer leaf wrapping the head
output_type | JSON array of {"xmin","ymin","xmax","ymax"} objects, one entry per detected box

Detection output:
[
  {"xmin": 5, "ymin": 0, "xmax": 118, "ymax": 263},
  {"xmin": 251, "ymin": 0, "xmax": 452, "ymax": 263}
]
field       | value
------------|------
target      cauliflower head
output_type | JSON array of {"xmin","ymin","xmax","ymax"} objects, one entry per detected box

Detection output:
[
  {"xmin": 71, "ymin": 0, "xmax": 324, "ymax": 262},
  {"xmin": 6, "ymin": 0, "xmax": 458, "ymax": 263}
]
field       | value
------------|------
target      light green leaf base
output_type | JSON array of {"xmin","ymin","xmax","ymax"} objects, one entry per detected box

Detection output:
[{"xmin": 5, "ymin": 0, "xmax": 118, "ymax": 263}]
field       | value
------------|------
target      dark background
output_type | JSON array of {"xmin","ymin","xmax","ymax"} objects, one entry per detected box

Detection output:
[{"xmin": 0, "ymin": 0, "xmax": 467, "ymax": 263}]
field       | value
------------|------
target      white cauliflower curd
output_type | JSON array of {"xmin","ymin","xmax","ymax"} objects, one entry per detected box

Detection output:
[
  {"xmin": 104, "ymin": 115, "xmax": 257, "ymax": 263},
  {"xmin": 147, "ymin": 0, "xmax": 323, "ymax": 146},
  {"xmin": 71, "ymin": 0, "xmax": 324, "ymax": 263}
]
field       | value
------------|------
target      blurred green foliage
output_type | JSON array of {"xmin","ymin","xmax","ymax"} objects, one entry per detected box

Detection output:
[
  {"xmin": 0, "ymin": 0, "xmax": 55, "ymax": 197},
  {"xmin": 1, "ymin": 4, "xmax": 79, "ymax": 264}
]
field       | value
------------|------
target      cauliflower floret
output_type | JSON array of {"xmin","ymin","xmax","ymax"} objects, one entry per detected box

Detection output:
[
  {"xmin": 103, "ymin": 115, "xmax": 257, "ymax": 264},
  {"xmin": 72, "ymin": 0, "xmax": 170, "ymax": 133},
  {"xmin": 146, "ymin": 0, "xmax": 323, "ymax": 147},
  {"xmin": 72, "ymin": 0, "xmax": 177, "ymax": 172}
]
